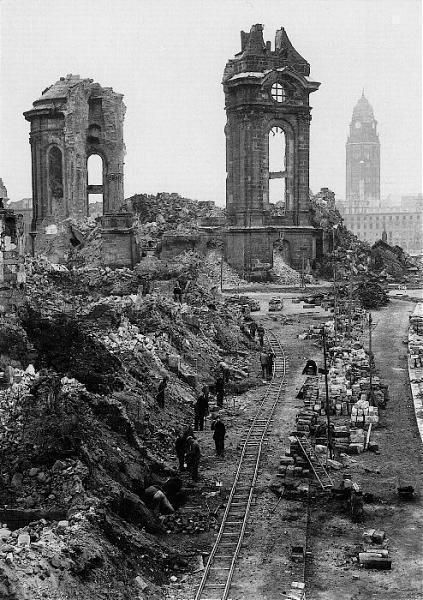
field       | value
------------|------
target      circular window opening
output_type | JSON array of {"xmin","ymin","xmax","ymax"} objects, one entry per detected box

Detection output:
[{"xmin": 271, "ymin": 83, "xmax": 286, "ymax": 103}]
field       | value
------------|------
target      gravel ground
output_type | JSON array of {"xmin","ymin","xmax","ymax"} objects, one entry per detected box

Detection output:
[
  {"xmin": 307, "ymin": 298, "xmax": 423, "ymax": 600},
  {"xmin": 165, "ymin": 297, "xmax": 423, "ymax": 600}
]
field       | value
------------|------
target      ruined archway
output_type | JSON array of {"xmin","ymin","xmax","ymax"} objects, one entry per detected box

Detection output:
[
  {"xmin": 268, "ymin": 126, "xmax": 286, "ymax": 213},
  {"xmin": 87, "ymin": 153, "xmax": 104, "ymax": 218}
]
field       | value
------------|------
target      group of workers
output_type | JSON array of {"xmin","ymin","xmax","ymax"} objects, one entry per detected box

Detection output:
[
  {"xmin": 153, "ymin": 317, "xmax": 272, "ymax": 491},
  {"xmin": 175, "ymin": 412, "xmax": 226, "ymax": 482}
]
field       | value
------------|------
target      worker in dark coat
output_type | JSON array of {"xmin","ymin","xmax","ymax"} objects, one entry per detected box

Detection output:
[
  {"xmin": 267, "ymin": 351, "xmax": 275, "ymax": 380},
  {"xmin": 144, "ymin": 485, "xmax": 174, "ymax": 515},
  {"xmin": 185, "ymin": 437, "xmax": 201, "ymax": 481},
  {"xmin": 249, "ymin": 321, "xmax": 257, "ymax": 339},
  {"xmin": 257, "ymin": 324, "xmax": 265, "ymax": 347},
  {"xmin": 211, "ymin": 416, "xmax": 226, "ymax": 456},
  {"xmin": 156, "ymin": 376, "xmax": 168, "ymax": 408},
  {"xmin": 260, "ymin": 351, "xmax": 269, "ymax": 379},
  {"xmin": 173, "ymin": 283, "xmax": 182, "ymax": 303},
  {"xmin": 194, "ymin": 389, "xmax": 209, "ymax": 431},
  {"xmin": 218, "ymin": 361, "xmax": 230, "ymax": 383},
  {"xmin": 215, "ymin": 375, "xmax": 225, "ymax": 407},
  {"xmin": 175, "ymin": 428, "xmax": 194, "ymax": 470}
]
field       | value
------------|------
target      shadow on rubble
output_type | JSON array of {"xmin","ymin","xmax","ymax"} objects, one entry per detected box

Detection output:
[{"xmin": 20, "ymin": 307, "xmax": 124, "ymax": 394}]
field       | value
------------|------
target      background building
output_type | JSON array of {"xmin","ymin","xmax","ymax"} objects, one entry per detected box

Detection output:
[
  {"xmin": 338, "ymin": 95, "xmax": 422, "ymax": 255},
  {"xmin": 345, "ymin": 92, "xmax": 380, "ymax": 214}
]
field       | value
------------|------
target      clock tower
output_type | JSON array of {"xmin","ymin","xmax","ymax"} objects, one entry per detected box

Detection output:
[{"xmin": 346, "ymin": 92, "xmax": 380, "ymax": 214}]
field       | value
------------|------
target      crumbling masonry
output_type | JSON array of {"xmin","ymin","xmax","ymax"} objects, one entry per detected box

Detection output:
[
  {"xmin": 223, "ymin": 24, "xmax": 321, "ymax": 278},
  {"xmin": 24, "ymin": 75, "xmax": 131, "ymax": 262}
]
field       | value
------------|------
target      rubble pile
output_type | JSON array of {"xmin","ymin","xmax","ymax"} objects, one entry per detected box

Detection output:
[
  {"xmin": 0, "ymin": 238, "xmax": 267, "ymax": 599},
  {"xmin": 128, "ymin": 192, "xmax": 224, "ymax": 235},
  {"xmin": 353, "ymin": 278, "xmax": 389, "ymax": 309},
  {"xmin": 162, "ymin": 509, "xmax": 219, "ymax": 534},
  {"xmin": 197, "ymin": 249, "xmax": 247, "ymax": 289},
  {"xmin": 270, "ymin": 252, "xmax": 301, "ymax": 285},
  {"xmin": 309, "ymin": 188, "xmax": 342, "ymax": 232},
  {"xmin": 371, "ymin": 239, "xmax": 418, "ymax": 281}
]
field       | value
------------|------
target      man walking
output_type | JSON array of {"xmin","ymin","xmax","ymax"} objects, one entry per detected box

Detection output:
[
  {"xmin": 211, "ymin": 416, "xmax": 226, "ymax": 456},
  {"xmin": 185, "ymin": 437, "xmax": 201, "ymax": 481},
  {"xmin": 194, "ymin": 387, "xmax": 209, "ymax": 431}
]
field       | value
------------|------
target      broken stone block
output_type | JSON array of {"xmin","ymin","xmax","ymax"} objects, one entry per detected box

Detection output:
[
  {"xmin": 359, "ymin": 553, "xmax": 391, "ymax": 570},
  {"xmin": 348, "ymin": 443, "xmax": 364, "ymax": 454},
  {"xmin": 17, "ymin": 533, "xmax": 30, "ymax": 547},
  {"xmin": 0, "ymin": 528, "xmax": 11, "ymax": 541},
  {"xmin": 326, "ymin": 459, "xmax": 343, "ymax": 470},
  {"xmin": 11, "ymin": 473, "xmax": 23, "ymax": 489},
  {"xmin": 134, "ymin": 575, "xmax": 149, "ymax": 591},
  {"xmin": 372, "ymin": 530, "xmax": 385, "ymax": 544},
  {"xmin": 362, "ymin": 528, "xmax": 376, "ymax": 543},
  {"xmin": 52, "ymin": 460, "xmax": 66, "ymax": 472}
]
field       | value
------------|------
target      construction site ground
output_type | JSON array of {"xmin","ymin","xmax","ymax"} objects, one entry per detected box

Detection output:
[{"xmin": 165, "ymin": 296, "xmax": 423, "ymax": 600}]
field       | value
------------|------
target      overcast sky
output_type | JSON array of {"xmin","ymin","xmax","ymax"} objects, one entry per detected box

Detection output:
[{"xmin": 0, "ymin": 0, "xmax": 421, "ymax": 205}]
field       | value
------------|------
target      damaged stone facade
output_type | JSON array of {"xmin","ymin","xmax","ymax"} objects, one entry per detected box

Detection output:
[
  {"xmin": 24, "ymin": 75, "xmax": 126, "ymax": 254},
  {"xmin": 0, "ymin": 207, "xmax": 26, "ymax": 312},
  {"xmin": 0, "ymin": 179, "xmax": 9, "ymax": 206},
  {"xmin": 223, "ymin": 24, "xmax": 321, "ymax": 278}
]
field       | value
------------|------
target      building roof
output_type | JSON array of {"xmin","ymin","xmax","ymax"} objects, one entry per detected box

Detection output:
[
  {"xmin": 352, "ymin": 91, "xmax": 375, "ymax": 122},
  {"xmin": 33, "ymin": 74, "xmax": 92, "ymax": 105}
]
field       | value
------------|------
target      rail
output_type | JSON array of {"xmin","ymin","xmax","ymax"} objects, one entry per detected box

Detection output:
[{"xmin": 193, "ymin": 332, "xmax": 287, "ymax": 600}]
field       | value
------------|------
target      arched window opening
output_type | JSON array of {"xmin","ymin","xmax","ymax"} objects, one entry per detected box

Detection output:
[
  {"xmin": 87, "ymin": 154, "xmax": 104, "ymax": 218},
  {"xmin": 268, "ymin": 127, "xmax": 286, "ymax": 212},
  {"xmin": 48, "ymin": 146, "xmax": 63, "ymax": 216}
]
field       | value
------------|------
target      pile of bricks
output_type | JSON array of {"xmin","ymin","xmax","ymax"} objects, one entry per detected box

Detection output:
[
  {"xmin": 350, "ymin": 400, "xmax": 379, "ymax": 427},
  {"xmin": 278, "ymin": 453, "xmax": 310, "ymax": 480}
]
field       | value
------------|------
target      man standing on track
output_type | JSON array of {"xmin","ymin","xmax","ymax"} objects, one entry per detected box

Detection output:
[
  {"xmin": 211, "ymin": 416, "xmax": 226, "ymax": 456},
  {"xmin": 260, "ymin": 350, "xmax": 269, "ymax": 379},
  {"xmin": 267, "ymin": 351, "xmax": 275, "ymax": 380}
]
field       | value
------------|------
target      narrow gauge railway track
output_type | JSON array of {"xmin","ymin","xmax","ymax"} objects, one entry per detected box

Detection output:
[{"xmin": 193, "ymin": 333, "xmax": 287, "ymax": 600}]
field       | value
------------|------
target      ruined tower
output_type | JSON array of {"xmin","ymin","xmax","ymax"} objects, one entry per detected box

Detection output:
[
  {"xmin": 24, "ymin": 74, "xmax": 126, "ymax": 239},
  {"xmin": 346, "ymin": 92, "xmax": 380, "ymax": 214},
  {"xmin": 223, "ymin": 24, "xmax": 320, "ymax": 277}
]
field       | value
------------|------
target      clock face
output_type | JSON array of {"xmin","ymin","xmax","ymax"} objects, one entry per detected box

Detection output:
[
  {"xmin": 271, "ymin": 83, "xmax": 286, "ymax": 103},
  {"xmin": 355, "ymin": 121, "xmax": 361, "ymax": 128}
]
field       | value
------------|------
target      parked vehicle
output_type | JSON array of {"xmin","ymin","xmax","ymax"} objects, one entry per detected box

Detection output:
[
  {"xmin": 225, "ymin": 295, "xmax": 260, "ymax": 312},
  {"xmin": 269, "ymin": 298, "xmax": 283, "ymax": 312}
]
